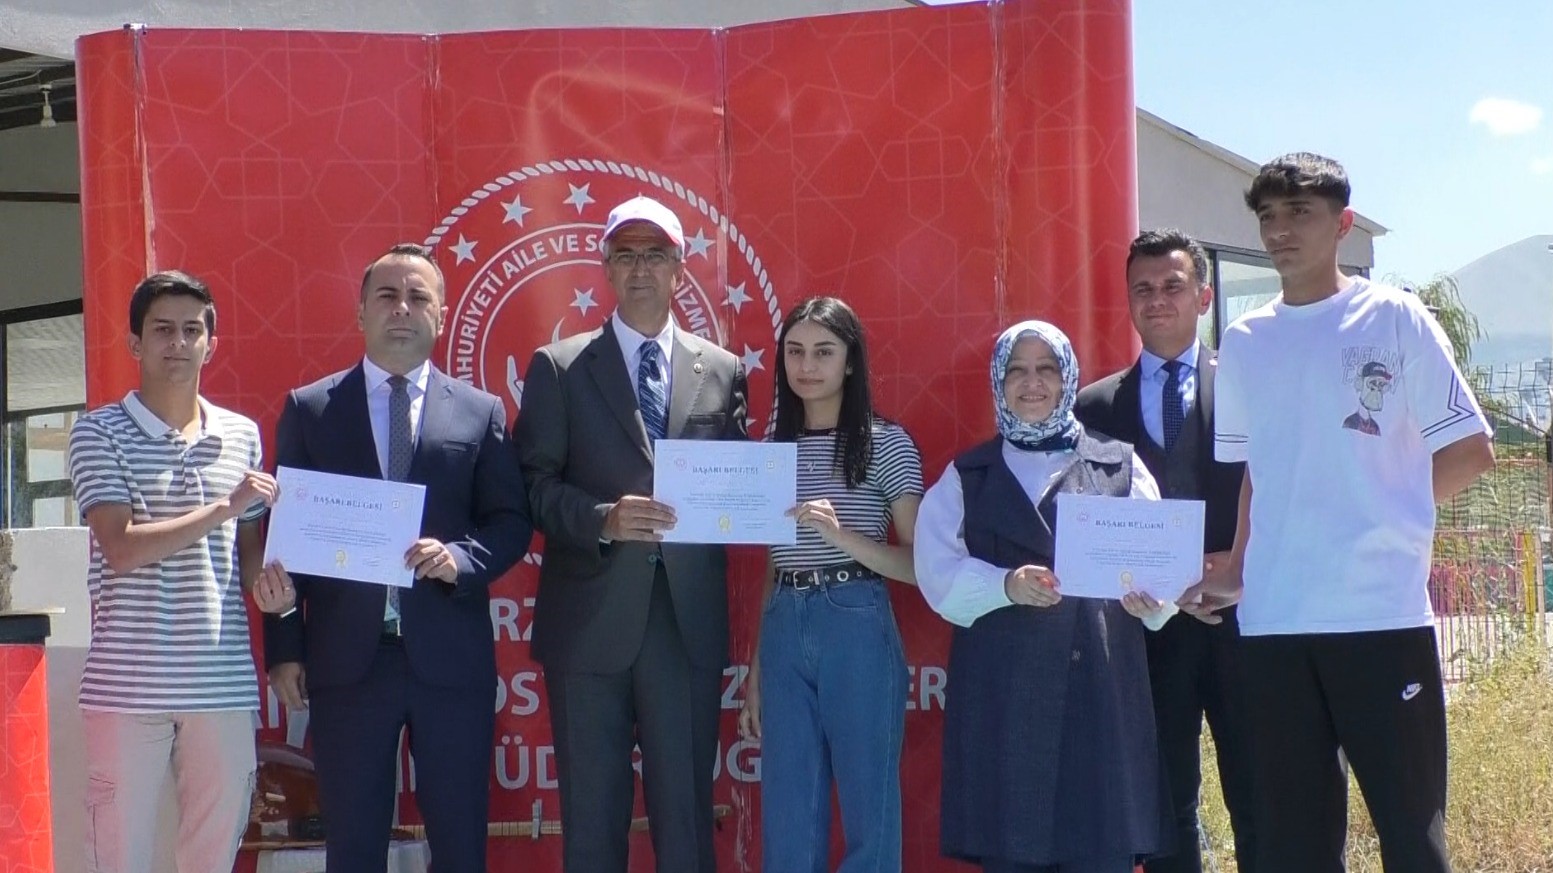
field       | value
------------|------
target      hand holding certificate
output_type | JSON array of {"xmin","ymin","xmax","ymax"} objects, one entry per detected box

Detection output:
[
  {"xmin": 1054, "ymin": 494, "xmax": 1206, "ymax": 602},
  {"xmin": 652, "ymin": 440, "xmax": 797, "ymax": 544},
  {"xmin": 263, "ymin": 466, "xmax": 427, "ymax": 587}
]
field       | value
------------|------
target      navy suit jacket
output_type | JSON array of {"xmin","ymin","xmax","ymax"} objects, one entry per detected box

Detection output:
[
  {"xmin": 1074, "ymin": 351, "xmax": 1244, "ymax": 554},
  {"xmin": 263, "ymin": 362, "xmax": 532, "ymax": 691}
]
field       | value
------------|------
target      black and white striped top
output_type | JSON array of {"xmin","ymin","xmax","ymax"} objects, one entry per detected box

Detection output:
[
  {"xmin": 68, "ymin": 392, "xmax": 267, "ymax": 713},
  {"xmin": 769, "ymin": 418, "xmax": 924, "ymax": 571}
]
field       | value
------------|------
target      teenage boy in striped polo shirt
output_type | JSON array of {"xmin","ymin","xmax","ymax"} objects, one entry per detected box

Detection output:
[{"xmin": 68, "ymin": 271, "xmax": 294, "ymax": 873}]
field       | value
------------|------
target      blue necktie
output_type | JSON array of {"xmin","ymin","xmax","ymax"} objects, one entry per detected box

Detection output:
[
  {"xmin": 1161, "ymin": 360, "xmax": 1185, "ymax": 453},
  {"xmin": 638, "ymin": 343, "xmax": 668, "ymax": 443},
  {"xmin": 386, "ymin": 375, "xmax": 412, "ymax": 620}
]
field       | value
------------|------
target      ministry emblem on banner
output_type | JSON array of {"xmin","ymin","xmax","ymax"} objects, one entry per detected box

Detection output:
[{"xmin": 425, "ymin": 159, "xmax": 779, "ymax": 435}]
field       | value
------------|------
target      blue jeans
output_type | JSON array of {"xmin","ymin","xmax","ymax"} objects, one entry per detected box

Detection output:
[{"xmin": 758, "ymin": 577, "xmax": 908, "ymax": 873}]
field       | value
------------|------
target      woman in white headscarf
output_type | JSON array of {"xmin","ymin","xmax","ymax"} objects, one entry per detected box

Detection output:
[{"xmin": 914, "ymin": 320, "xmax": 1174, "ymax": 873}]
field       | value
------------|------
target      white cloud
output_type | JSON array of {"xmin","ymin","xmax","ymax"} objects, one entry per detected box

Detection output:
[
  {"xmin": 1469, "ymin": 97, "xmax": 1543, "ymax": 136},
  {"xmin": 1532, "ymin": 157, "xmax": 1553, "ymax": 176}
]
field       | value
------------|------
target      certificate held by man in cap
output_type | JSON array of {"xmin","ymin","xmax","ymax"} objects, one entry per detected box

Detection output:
[
  {"xmin": 263, "ymin": 465, "xmax": 427, "ymax": 587},
  {"xmin": 1053, "ymin": 493, "xmax": 1206, "ymax": 602},
  {"xmin": 653, "ymin": 440, "xmax": 797, "ymax": 545}
]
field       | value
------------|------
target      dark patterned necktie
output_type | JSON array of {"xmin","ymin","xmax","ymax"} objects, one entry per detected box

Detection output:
[
  {"xmin": 386, "ymin": 375, "xmax": 412, "ymax": 616},
  {"xmin": 387, "ymin": 376, "xmax": 413, "ymax": 481},
  {"xmin": 1161, "ymin": 360, "xmax": 1185, "ymax": 453},
  {"xmin": 638, "ymin": 343, "xmax": 667, "ymax": 443}
]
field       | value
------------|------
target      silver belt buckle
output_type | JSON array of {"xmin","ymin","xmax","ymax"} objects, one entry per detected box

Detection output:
[{"xmin": 792, "ymin": 570, "xmax": 818, "ymax": 591}]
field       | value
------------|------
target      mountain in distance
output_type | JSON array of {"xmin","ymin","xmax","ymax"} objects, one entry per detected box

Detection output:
[
  {"xmin": 1451, "ymin": 234, "xmax": 1552, "ymax": 367},
  {"xmin": 1448, "ymin": 235, "xmax": 1552, "ymax": 432}
]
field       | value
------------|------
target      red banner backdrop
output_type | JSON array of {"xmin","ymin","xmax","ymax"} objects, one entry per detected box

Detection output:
[
  {"xmin": 75, "ymin": 2, "xmax": 1135, "ymax": 869},
  {"xmin": 0, "ymin": 636, "xmax": 54, "ymax": 873}
]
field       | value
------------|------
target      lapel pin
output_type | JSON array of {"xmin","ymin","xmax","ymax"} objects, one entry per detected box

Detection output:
[{"xmin": 693, "ymin": 361, "xmax": 704, "ymax": 374}]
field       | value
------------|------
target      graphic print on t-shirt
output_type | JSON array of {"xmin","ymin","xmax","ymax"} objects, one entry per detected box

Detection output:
[{"xmin": 1340, "ymin": 345, "xmax": 1399, "ymax": 436}]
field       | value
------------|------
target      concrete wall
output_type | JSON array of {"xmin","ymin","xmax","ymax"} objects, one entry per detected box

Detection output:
[
  {"xmin": 0, "ymin": 125, "xmax": 79, "ymax": 192},
  {"xmin": 1137, "ymin": 112, "xmax": 1379, "ymax": 270},
  {"xmin": 0, "ymin": 123, "xmax": 82, "ymax": 311},
  {"xmin": 6, "ymin": 526, "xmax": 180, "ymax": 873}
]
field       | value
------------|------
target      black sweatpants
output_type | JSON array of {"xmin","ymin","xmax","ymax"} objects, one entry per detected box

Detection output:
[{"xmin": 1239, "ymin": 627, "xmax": 1450, "ymax": 873}]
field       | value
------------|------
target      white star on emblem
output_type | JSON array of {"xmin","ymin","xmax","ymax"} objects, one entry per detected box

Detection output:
[
  {"xmin": 725, "ymin": 282, "xmax": 751, "ymax": 313},
  {"xmin": 571, "ymin": 288, "xmax": 598, "ymax": 316},
  {"xmin": 502, "ymin": 196, "xmax": 533, "ymax": 226},
  {"xmin": 564, "ymin": 183, "xmax": 595, "ymax": 214},
  {"xmin": 740, "ymin": 344, "xmax": 765, "ymax": 373},
  {"xmin": 451, "ymin": 234, "xmax": 477, "ymax": 265},
  {"xmin": 685, "ymin": 228, "xmax": 714, "ymax": 259}
]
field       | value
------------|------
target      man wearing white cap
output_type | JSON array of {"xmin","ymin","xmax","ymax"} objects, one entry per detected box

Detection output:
[{"xmin": 516, "ymin": 195, "xmax": 748, "ymax": 872}]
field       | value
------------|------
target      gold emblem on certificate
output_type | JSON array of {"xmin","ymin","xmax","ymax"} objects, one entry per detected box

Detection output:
[
  {"xmin": 335, "ymin": 549, "xmax": 348, "ymax": 570},
  {"xmin": 1119, "ymin": 570, "xmax": 1135, "ymax": 591},
  {"xmin": 718, "ymin": 515, "xmax": 733, "ymax": 533}
]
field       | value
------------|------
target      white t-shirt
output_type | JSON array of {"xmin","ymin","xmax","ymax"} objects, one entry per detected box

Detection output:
[{"xmin": 1214, "ymin": 277, "xmax": 1490, "ymax": 636}]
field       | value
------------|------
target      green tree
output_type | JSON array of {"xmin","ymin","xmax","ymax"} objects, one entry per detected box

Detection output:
[{"xmin": 1386, "ymin": 272, "xmax": 1482, "ymax": 370}]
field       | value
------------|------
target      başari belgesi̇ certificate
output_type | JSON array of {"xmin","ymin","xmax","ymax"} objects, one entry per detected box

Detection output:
[
  {"xmin": 1053, "ymin": 493, "xmax": 1206, "ymax": 602},
  {"xmin": 262, "ymin": 465, "xmax": 427, "ymax": 587},
  {"xmin": 652, "ymin": 440, "xmax": 797, "ymax": 545}
]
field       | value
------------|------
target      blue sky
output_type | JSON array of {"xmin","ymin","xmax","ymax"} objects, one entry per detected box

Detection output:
[{"xmin": 1131, "ymin": 0, "xmax": 1552, "ymax": 281}]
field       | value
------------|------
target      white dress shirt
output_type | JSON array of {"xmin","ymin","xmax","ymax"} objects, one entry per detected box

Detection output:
[
  {"xmin": 361, "ymin": 356, "xmax": 430, "ymax": 478},
  {"xmin": 915, "ymin": 440, "xmax": 1161, "ymax": 628},
  {"xmin": 611, "ymin": 313, "xmax": 676, "ymax": 406}
]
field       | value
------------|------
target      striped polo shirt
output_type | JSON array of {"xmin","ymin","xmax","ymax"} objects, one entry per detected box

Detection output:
[
  {"xmin": 769, "ymin": 418, "xmax": 924, "ymax": 571},
  {"xmin": 68, "ymin": 391, "xmax": 266, "ymax": 713}
]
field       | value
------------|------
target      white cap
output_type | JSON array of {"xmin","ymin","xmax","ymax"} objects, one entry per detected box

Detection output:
[{"xmin": 602, "ymin": 196, "xmax": 685, "ymax": 250}]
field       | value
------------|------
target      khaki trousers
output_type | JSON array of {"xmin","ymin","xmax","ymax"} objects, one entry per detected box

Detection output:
[{"xmin": 81, "ymin": 709, "xmax": 257, "ymax": 873}]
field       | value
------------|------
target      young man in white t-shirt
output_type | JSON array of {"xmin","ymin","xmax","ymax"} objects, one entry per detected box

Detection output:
[{"xmin": 1181, "ymin": 153, "xmax": 1495, "ymax": 872}]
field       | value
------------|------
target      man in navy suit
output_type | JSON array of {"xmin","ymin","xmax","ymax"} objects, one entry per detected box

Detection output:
[
  {"xmin": 263, "ymin": 243, "xmax": 532, "ymax": 873},
  {"xmin": 1074, "ymin": 229, "xmax": 1256, "ymax": 873}
]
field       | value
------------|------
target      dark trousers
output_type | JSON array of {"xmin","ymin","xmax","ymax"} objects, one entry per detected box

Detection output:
[
  {"xmin": 546, "ymin": 568, "xmax": 723, "ymax": 873},
  {"xmin": 1143, "ymin": 610, "xmax": 1256, "ymax": 873},
  {"xmin": 981, "ymin": 856, "xmax": 1134, "ymax": 873},
  {"xmin": 1240, "ymin": 627, "xmax": 1450, "ymax": 873},
  {"xmin": 309, "ymin": 641, "xmax": 496, "ymax": 873}
]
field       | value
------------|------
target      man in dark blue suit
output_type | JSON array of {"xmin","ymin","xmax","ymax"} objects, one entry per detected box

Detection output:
[
  {"xmin": 263, "ymin": 243, "xmax": 532, "ymax": 873},
  {"xmin": 1074, "ymin": 229, "xmax": 1255, "ymax": 873}
]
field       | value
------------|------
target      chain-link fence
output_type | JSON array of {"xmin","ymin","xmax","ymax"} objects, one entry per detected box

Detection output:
[{"xmin": 1430, "ymin": 361, "xmax": 1552, "ymax": 682}]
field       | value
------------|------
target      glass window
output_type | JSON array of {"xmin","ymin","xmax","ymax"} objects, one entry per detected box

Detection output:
[
  {"xmin": 1198, "ymin": 251, "xmax": 1220, "ymax": 350},
  {"xmin": 2, "ymin": 308, "xmax": 86, "ymax": 528},
  {"xmin": 7, "ymin": 314, "xmax": 86, "ymax": 411},
  {"xmin": 30, "ymin": 495, "xmax": 72, "ymax": 528},
  {"xmin": 1216, "ymin": 255, "xmax": 1282, "ymax": 333}
]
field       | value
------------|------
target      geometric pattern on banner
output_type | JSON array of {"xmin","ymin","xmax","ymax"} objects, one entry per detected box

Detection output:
[
  {"xmin": 74, "ymin": 2, "xmax": 1137, "ymax": 868},
  {"xmin": 429, "ymin": 157, "xmax": 783, "ymax": 438}
]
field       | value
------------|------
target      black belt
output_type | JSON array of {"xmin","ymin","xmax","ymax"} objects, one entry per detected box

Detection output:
[
  {"xmin": 380, "ymin": 618, "xmax": 403, "ymax": 645},
  {"xmin": 776, "ymin": 562, "xmax": 881, "ymax": 590}
]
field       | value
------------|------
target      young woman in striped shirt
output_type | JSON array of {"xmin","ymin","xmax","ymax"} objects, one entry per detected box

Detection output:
[{"xmin": 738, "ymin": 296, "xmax": 924, "ymax": 872}]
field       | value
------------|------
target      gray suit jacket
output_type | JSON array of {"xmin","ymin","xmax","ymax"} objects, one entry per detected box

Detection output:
[{"xmin": 515, "ymin": 324, "xmax": 748, "ymax": 673}]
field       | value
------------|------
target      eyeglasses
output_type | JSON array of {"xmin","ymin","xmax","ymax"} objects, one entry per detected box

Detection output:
[{"xmin": 606, "ymin": 249, "xmax": 678, "ymax": 269}]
